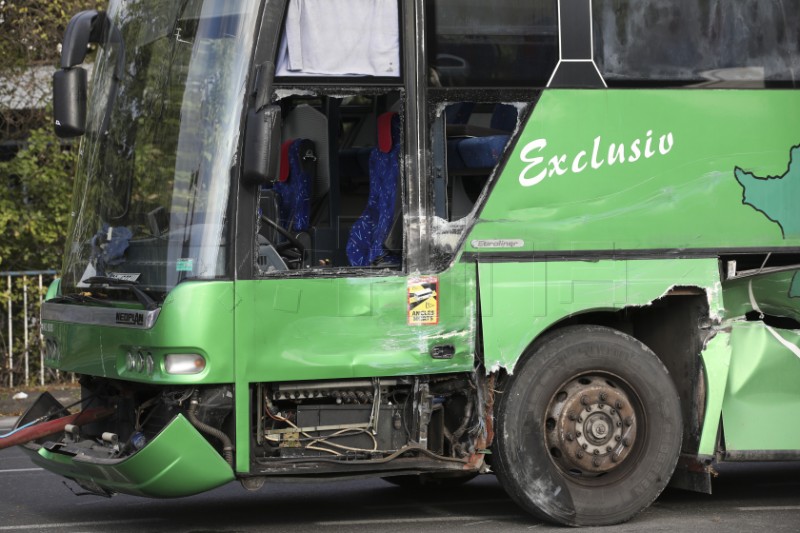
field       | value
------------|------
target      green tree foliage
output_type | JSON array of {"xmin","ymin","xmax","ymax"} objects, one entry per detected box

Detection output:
[
  {"xmin": 0, "ymin": 125, "xmax": 76, "ymax": 271},
  {"xmin": 0, "ymin": 0, "xmax": 104, "ymax": 65},
  {"xmin": 0, "ymin": 1, "xmax": 102, "ymax": 271},
  {"xmin": 0, "ymin": 1, "xmax": 104, "ymax": 139},
  {"xmin": 0, "ymin": 1, "xmax": 100, "ymax": 385}
]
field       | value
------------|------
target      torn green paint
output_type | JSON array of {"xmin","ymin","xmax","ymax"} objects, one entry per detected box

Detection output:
[
  {"xmin": 722, "ymin": 321, "xmax": 800, "ymax": 451},
  {"xmin": 698, "ymin": 332, "xmax": 732, "ymax": 456},
  {"xmin": 478, "ymin": 258, "xmax": 721, "ymax": 372}
]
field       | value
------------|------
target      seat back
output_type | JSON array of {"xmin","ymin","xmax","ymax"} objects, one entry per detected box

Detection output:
[
  {"xmin": 346, "ymin": 112, "xmax": 401, "ymax": 266},
  {"xmin": 282, "ymin": 104, "xmax": 329, "ymax": 207},
  {"xmin": 273, "ymin": 138, "xmax": 316, "ymax": 232}
]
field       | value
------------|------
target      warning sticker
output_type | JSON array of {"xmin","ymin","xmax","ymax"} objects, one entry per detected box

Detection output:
[{"xmin": 407, "ymin": 276, "xmax": 439, "ymax": 326}]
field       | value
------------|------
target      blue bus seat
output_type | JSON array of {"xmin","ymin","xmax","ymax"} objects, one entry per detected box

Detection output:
[
  {"xmin": 272, "ymin": 138, "xmax": 315, "ymax": 233},
  {"xmin": 346, "ymin": 112, "xmax": 401, "ymax": 266},
  {"xmin": 446, "ymin": 104, "xmax": 517, "ymax": 172}
]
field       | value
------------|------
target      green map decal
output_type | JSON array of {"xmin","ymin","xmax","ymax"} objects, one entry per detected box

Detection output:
[{"xmin": 735, "ymin": 145, "xmax": 800, "ymax": 239}]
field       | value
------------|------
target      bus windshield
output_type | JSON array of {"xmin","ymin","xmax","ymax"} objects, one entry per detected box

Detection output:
[{"xmin": 61, "ymin": 0, "xmax": 260, "ymax": 297}]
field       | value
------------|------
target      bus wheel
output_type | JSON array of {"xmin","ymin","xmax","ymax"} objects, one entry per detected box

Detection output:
[{"xmin": 493, "ymin": 325, "xmax": 682, "ymax": 526}]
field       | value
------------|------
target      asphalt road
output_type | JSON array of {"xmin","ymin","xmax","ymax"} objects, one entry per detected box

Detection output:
[{"xmin": 0, "ymin": 444, "xmax": 798, "ymax": 533}]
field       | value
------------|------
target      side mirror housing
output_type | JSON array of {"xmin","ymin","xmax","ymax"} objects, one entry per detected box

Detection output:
[
  {"xmin": 53, "ymin": 10, "xmax": 108, "ymax": 138},
  {"xmin": 53, "ymin": 68, "xmax": 87, "ymax": 138},
  {"xmin": 242, "ymin": 105, "xmax": 282, "ymax": 186}
]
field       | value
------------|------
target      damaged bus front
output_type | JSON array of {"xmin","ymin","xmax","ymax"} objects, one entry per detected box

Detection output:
[{"xmin": 10, "ymin": 0, "xmax": 800, "ymax": 527}]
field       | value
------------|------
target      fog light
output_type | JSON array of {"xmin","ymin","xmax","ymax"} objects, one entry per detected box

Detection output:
[{"xmin": 165, "ymin": 353, "xmax": 206, "ymax": 375}]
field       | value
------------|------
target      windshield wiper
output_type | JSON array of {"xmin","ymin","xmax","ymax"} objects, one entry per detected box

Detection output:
[
  {"xmin": 81, "ymin": 276, "xmax": 158, "ymax": 311},
  {"xmin": 48, "ymin": 293, "xmax": 109, "ymax": 306}
]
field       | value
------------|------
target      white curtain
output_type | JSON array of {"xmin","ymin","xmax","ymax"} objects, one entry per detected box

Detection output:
[{"xmin": 276, "ymin": 0, "xmax": 400, "ymax": 77}]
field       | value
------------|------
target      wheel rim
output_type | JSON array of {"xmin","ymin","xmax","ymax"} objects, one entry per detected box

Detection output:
[{"xmin": 544, "ymin": 373, "xmax": 640, "ymax": 480}]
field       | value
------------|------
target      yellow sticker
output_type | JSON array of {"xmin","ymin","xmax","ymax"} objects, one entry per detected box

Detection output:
[{"xmin": 408, "ymin": 276, "xmax": 439, "ymax": 326}]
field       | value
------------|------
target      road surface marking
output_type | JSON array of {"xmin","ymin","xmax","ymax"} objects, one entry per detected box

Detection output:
[
  {"xmin": 366, "ymin": 497, "xmax": 509, "ymax": 510},
  {"xmin": 0, "ymin": 468, "xmax": 44, "ymax": 473},
  {"xmin": 317, "ymin": 515, "xmax": 517, "ymax": 526},
  {"xmin": 0, "ymin": 519, "xmax": 161, "ymax": 531},
  {"xmin": 737, "ymin": 505, "xmax": 800, "ymax": 512}
]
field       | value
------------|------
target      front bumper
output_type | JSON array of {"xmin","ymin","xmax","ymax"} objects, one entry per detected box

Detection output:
[{"xmin": 22, "ymin": 414, "xmax": 234, "ymax": 498}]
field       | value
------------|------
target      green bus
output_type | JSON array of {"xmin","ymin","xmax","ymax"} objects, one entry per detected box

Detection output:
[{"xmin": 18, "ymin": 0, "xmax": 800, "ymax": 526}]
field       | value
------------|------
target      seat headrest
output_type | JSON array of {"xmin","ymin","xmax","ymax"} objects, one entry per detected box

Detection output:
[
  {"xmin": 279, "ymin": 139, "xmax": 295, "ymax": 182},
  {"xmin": 378, "ymin": 112, "xmax": 400, "ymax": 154}
]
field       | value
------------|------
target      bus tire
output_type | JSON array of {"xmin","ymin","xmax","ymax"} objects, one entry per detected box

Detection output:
[{"xmin": 493, "ymin": 325, "xmax": 682, "ymax": 526}]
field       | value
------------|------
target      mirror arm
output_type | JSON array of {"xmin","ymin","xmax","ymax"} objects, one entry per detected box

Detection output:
[{"xmin": 61, "ymin": 10, "xmax": 103, "ymax": 68}]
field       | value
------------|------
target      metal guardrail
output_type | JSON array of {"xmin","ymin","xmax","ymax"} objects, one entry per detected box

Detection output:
[{"xmin": 1, "ymin": 270, "xmax": 58, "ymax": 387}]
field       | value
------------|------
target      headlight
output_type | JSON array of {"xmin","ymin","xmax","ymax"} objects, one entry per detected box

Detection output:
[
  {"xmin": 145, "ymin": 353, "xmax": 155, "ymax": 376},
  {"xmin": 164, "ymin": 353, "xmax": 206, "ymax": 375}
]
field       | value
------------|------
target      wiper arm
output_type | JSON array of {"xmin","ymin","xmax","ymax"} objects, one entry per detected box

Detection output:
[{"xmin": 81, "ymin": 276, "xmax": 158, "ymax": 311}]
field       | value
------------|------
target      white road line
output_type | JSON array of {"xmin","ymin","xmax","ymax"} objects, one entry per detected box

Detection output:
[
  {"xmin": 737, "ymin": 505, "xmax": 800, "ymax": 512},
  {"xmin": 365, "ymin": 497, "xmax": 510, "ymax": 510},
  {"xmin": 0, "ymin": 468, "xmax": 44, "ymax": 473},
  {"xmin": 0, "ymin": 519, "xmax": 161, "ymax": 531},
  {"xmin": 316, "ymin": 515, "xmax": 516, "ymax": 526}
]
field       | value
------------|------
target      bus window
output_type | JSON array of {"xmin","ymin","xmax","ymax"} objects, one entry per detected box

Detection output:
[
  {"xmin": 428, "ymin": 0, "xmax": 559, "ymax": 87},
  {"xmin": 257, "ymin": 91, "xmax": 404, "ymax": 273},
  {"xmin": 428, "ymin": 100, "xmax": 524, "ymax": 265},
  {"xmin": 592, "ymin": 0, "xmax": 800, "ymax": 88}
]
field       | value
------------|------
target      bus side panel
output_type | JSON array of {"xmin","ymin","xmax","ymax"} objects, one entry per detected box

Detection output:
[
  {"xmin": 468, "ymin": 90, "xmax": 800, "ymax": 254},
  {"xmin": 233, "ymin": 267, "xmax": 476, "ymax": 384},
  {"xmin": 477, "ymin": 258, "xmax": 722, "ymax": 372}
]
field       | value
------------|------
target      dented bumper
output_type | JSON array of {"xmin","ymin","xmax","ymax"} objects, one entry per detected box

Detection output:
[{"xmin": 21, "ymin": 414, "xmax": 234, "ymax": 498}]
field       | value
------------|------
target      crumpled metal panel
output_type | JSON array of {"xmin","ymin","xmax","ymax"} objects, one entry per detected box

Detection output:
[
  {"xmin": 722, "ymin": 321, "xmax": 800, "ymax": 451},
  {"xmin": 25, "ymin": 415, "xmax": 234, "ymax": 497}
]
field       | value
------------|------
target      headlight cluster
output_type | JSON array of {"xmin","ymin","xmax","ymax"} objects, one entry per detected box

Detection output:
[
  {"xmin": 126, "ymin": 350, "xmax": 155, "ymax": 376},
  {"xmin": 124, "ymin": 350, "xmax": 207, "ymax": 376}
]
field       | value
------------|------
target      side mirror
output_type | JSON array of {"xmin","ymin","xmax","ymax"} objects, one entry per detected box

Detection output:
[
  {"xmin": 242, "ymin": 105, "xmax": 282, "ymax": 186},
  {"xmin": 53, "ymin": 10, "xmax": 108, "ymax": 138},
  {"xmin": 53, "ymin": 68, "xmax": 87, "ymax": 138}
]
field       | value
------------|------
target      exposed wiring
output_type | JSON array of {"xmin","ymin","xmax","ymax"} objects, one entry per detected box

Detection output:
[
  {"xmin": 134, "ymin": 394, "xmax": 161, "ymax": 432},
  {"xmin": 264, "ymin": 397, "xmax": 380, "ymax": 454}
]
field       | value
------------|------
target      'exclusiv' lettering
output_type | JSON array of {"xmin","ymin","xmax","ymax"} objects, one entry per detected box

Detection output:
[{"xmin": 519, "ymin": 131, "xmax": 675, "ymax": 187}]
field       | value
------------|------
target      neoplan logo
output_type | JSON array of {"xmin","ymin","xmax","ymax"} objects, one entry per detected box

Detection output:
[{"xmin": 116, "ymin": 312, "xmax": 144, "ymax": 326}]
